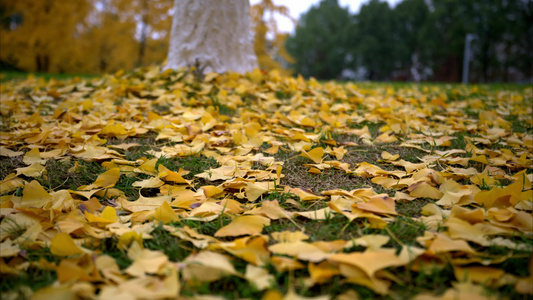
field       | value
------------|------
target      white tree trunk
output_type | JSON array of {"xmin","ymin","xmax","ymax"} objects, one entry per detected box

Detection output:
[{"xmin": 165, "ymin": 0, "xmax": 258, "ymax": 74}]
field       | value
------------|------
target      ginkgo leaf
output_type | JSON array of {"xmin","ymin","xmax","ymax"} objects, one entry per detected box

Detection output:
[
  {"xmin": 345, "ymin": 234, "xmax": 390, "ymax": 251},
  {"xmin": 474, "ymin": 181, "xmax": 523, "ymax": 208},
  {"xmin": 426, "ymin": 233, "xmax": 477, "ymax": 254},
  {"xmin": 95, "ymin": 255, "xmax": 127, "ymax": 283},
  {"xmin": 470, "ymin": 172, "xmax": 496, "ymax": 187},
  {"xmin": 182, "ymin": 251, "xmax": 237, "ymax": 282},
  {"xmin": 153, "ymin": 201, "xmax": 180, "ymax": 223},
  {"xmin": 23, "ymin": 148, "xmax": 46, "ymax": 165},
  {"xmin": 221, "ymin": 236, "xmax": 270, "ymax": 266},
  {"xmin": 0, "ymin": 173, "xmax": 25, "ymax": 195},
  {"xmin": 0, "ymin": 146, "xmax": 24, "ymax": 157},
  {"xmin": 435, "ymin": 180, "xmax": 473, "ymax": 207},
  {"xmin": 381, "ymin": 151, "xmax": 399, "ymax": 161},
  {"xmin": 135, "ymin": 158, "xmax": 158, "ymax": 175},
  {"xmin": 125, "ymin": 242, "xmax": 169, "ymax": 276},
  {"xmin": 117, "ymin": 231, "xmax": 144, "ymax": 251},
  {"xmin": 198, "ymin": 185, "xmax": 224, "ymax": 198},
  {"xmin": 269, "ymin": 241, "xmax": 329, "ymax": 262},
  {"xmin": 69, "ymin": 189, "xmax": 102, "ymax": 201},
  {"xmin": 188, "ymin": 202, "xmax": 226, "ymax": 220},
  {"xmin": 299, "ymin": 147, "xmax": 324, "ymax": 164},
  {"xmin": 245, "ymin": 264, "xmax": 274, "ymax": 290},
  {"xmin": 15, "ymin": 162, "xmax": 47, "ymax": 177},
  {"xmin": 120, "ymin": 195, "xmax": 172, "ymax": 212},
  {"xmin": 356, "ymin": 196, "xmax": 397, "ymax": 215},
  {"xmin": 158, "ymin": 165, "xmax": 191, "ymax": 185},
  {"xmin": 245, "ymin": 182, "xmax": 269, "ymax": 202},
  {"xmin": 195, "ymin": 165, "xmax": 235, "ymax": 183},
  {"xmin": 512, "ymin": 170, "xmax": 532, "ymax": 190},
  {"xmin": 271, "ymin": 231, "xmax": 309, "ymax": 243},
  {"xmin": 50, "ymin": 233, "xmax": 84, "ymax": 256},
  {"xmin": 308, "ymin": 261, "xmax": 340, "ymax": 284},
  {"xmin": 270, "ymin": 256, "xmax": 305, "ymax": 272},
  {"xmin": 56, "ymin": 258, "xmax": 101, "ymax": 282},
  {"xmin": 393, "ymin": 191, "xmax": 416, "ymax": 201},
  {"xmin": 330, "ymin": 251, "xmax": 396, "ymax": 278},
  {"xmin": 164, "ymin": 225, "xmax": 218, "ymax": 249},
  {"xmin": 445, "ymin": 217, "xmax": 489, "ymax": 246},
  {"xmin": 374, "ymin": 132, "xmax": 398, "ymax": 143},
  {"xmin": 248, "ymin": 200, "xmax": 292, "ymax": 220},
  {"xmin": 408, "ymin": 182, "xmax": 443, "ymax": 199},
  {"xmin": 215, "ymin": 215, "xmax": 270, "ymax": 237},
  {"xmin": 470, "ymin": 155, "xmax": 489, "ymax": 164},
  {"xmin": 449, "ymin": 206, "xmax": 484, "ymax": 224},
  {"xmin": 331, "ymin": 146, "xmax": 348, "ymax": 160},
  {"xmin": 20, "ymin": 180, "xmax": 52, "ymax": 208},
  {"xmin": 289, "ymin": 188, "xmax": 326, "ymax": 201},
  {"xmin": 78, "ymin": 167, "xmax": 121, "ymax": 190},
  {"xmin": 84, "ymin": 206, "xmax": 119, "ymax": 225},
  {"xmin": 132, "ymin": 176, "xmax": 165, "ymax": 188},
  {"xmin": 308, "ymin": 167, "xmax": 322, "ymax": 174}
]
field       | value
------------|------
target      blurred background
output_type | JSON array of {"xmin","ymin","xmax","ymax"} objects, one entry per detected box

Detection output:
[{"xmin": 0, "ymin": 0, "xmax": 531, "ymax": 83}]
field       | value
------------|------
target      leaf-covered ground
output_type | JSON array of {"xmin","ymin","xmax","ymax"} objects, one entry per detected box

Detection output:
[{"xmin": 0, "ymin": 67, "xmax": 532, "ymax": 300}]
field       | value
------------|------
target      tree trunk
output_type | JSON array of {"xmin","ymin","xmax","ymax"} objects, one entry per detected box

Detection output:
[
  {"xmin": 138, "ymin": 0, "xmax": 148, "ymax": 67},
  {"xmin": 165, "ymin": 0, "xmax": 258, "ymax": 74}
]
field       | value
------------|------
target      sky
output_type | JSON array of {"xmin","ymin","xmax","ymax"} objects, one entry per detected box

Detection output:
[{"xmin": 250, "ymin": 0, "xmax": 402, "ymax": 33}]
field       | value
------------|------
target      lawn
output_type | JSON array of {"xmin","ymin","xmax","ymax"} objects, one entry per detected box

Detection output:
[{"xmin": 0, "ymin": 66, "xmax": 532, "ymax": 300}]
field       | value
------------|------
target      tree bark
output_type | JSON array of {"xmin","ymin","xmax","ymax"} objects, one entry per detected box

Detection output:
[
  {"xmin": 138, "ymin": 0, "xmax": 148, "ymax": 67},
  {"xmin": 165, "ymin": 0, "xmax": 258, "ymax": 74}
]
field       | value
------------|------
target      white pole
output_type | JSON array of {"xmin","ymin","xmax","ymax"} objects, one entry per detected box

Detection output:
[{"xmin": 462, "ymin": 34, "xmax": 476, "ymax": 84}]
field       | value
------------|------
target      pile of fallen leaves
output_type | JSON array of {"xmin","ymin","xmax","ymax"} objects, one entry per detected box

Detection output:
[{"xmin": 0, "ymin": 67, "xmax": 532, "ymax": 300}]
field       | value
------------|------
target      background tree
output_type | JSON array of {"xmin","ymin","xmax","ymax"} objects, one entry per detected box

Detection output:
[
  {"xmin": 85, "ymin": 0, "xmax": 139, "ymax": 73},
  {"xmin": 0, "ymin": 0, "xmax": 90, "ymax": 73},
  {"xmin": 1, "ymin": 0, "xmax": 530, "ymax": 82},
  {"xmin": 417, "ymin": 0, "xmax": 532, "ymax": 82},
  {"xmin": 467, "ymin": 0, "xmax": 532, "ymax": 82},
  {"xmin": 511, "ymin": 0, "xmax": 533, "ymax": 82},
  {"xmin": 165, "ymin": 0, "xmax": 257, "ymax": 73},
  {"xmin": 392, "ymin": 0, "xmax": 429, "ymax": 81},
  {"xmin": 285, "ymin": 0, "xmax": 353, "ymax": 79},
  {"xmin": 0, "ymin": 0, "xmax": 173, "ymax": 74},
  {"xmin": 251, "ymin": 0, "xmax": 295, "ymax": 76},
  {"xmin": 353, "ymin": 0, "xmax": 397, "ymax": 80}
]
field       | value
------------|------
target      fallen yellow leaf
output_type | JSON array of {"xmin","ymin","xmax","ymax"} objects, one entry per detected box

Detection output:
[
  {"xmin": 215, "ymin": 215, "xmax": 271, "ymax": 237},
  {"xmin": 299, "ymin": 147, "xmax": 324, "ymax": 164},
  {"xmin": 50, "ymin": 233, "xmax": 84, "ymax": 256}
]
